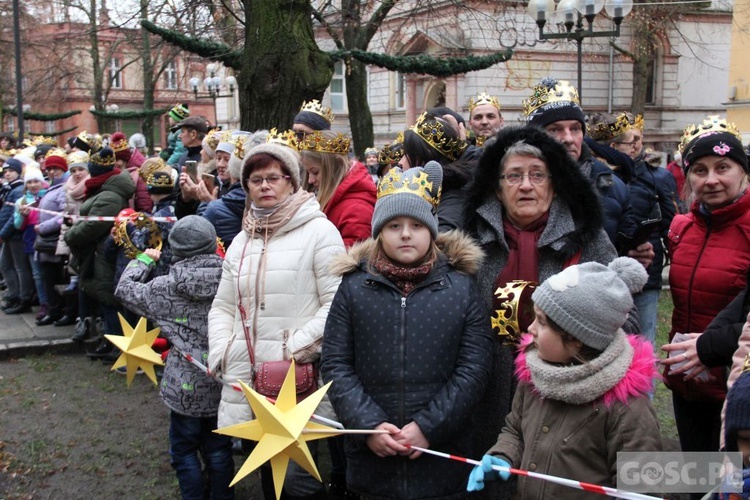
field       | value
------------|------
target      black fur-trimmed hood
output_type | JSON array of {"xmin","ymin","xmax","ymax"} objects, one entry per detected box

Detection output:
[{"xmin": 464, "ymin": 126, "xmax": 604, "ymax": 246}]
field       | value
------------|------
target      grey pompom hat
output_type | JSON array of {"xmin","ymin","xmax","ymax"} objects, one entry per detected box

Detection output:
[
  {"xmin": 531, "ymin": 257, "xmax": 648, "ymax": 350},
  {"xmin": 168, "ymin": 215, "xmax": 217, "ymax": 260},
  {"xmin": 371, "ymin": 160, "xmax": 443, "ymax": 239}
]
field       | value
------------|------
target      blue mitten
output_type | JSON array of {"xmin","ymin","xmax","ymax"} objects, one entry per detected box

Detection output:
[{"xmin": 467, "ymin": 455, "xmax": 511, "ymax": 491}]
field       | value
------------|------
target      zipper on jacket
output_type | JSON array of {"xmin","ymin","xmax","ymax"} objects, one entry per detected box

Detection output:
[
  {"xmin": 685, "ymin": 223, "xmax": 712, "ymax": 332},
  {"xmin": 401, "ymin": 296, "xmax": 406, "ymax": 308}
]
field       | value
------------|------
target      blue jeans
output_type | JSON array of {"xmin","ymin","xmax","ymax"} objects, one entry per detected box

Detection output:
[
  {"xmin": 633, "ymin": 288, "xmax": 660, "ymax": 345},
  {"xmin": 169, "ymin": 411, "xmax": 234, "ymax": 500},
  {"xmin": 29, "ymin": 256, "xmax": 47, "ymax": 305},
  {"xmin": 1, "ymin": 238, "xmax": 34, "ymax": 301}
]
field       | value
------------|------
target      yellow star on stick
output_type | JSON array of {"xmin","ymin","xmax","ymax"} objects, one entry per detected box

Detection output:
[
  {"xmin": 214, "ymin": 361, "xmax": 340, "ymax": 499},
  {"xmin": 105, "ymin": 313, "xmax": 164, "ymax": 387}
]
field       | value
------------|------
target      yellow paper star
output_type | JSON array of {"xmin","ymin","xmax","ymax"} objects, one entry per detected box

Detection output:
[
  {"xmin": 105, "ymin": 313, "xmax": 164, "ymax": 387},
  {"xmin": 214, "ymin": 361, "xmax": 340, "ymax": 499}
]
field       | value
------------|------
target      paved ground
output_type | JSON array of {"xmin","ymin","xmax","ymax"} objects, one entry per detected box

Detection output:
[{"xmin": 0, "ymin": 303, "xmax": 80, "ymax": 361}]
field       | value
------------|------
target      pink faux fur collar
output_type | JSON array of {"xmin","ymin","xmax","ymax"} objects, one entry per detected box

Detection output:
[{"xmin": 515, "ymin": 333, "xmax": 660, "ymax": 406}]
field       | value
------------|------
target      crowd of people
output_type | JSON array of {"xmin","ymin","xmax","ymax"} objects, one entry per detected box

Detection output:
[{"xmin": 1, "ymin": 79, "xmax": 750, "ymax": 500}]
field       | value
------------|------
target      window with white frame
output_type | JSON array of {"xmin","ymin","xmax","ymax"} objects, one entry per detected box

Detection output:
[
  {"xmin": 5, "ymin": 115, "xmax": 14, "ymax": 132},
  {"xmin": 45, "ymin": 121, "xmax": 55, "ymax": 134},
  {"xmin": 330, "ymin": 60, "xmax": 346, "ymax": 112},
  {"xmin": 109, "ymin": 58, "xmax": 122, "ymax": 89},
  {"xmin": 164, "ymin": 61, "xmax": 177, "ymax": 90},
  {"xmin": 396, "ymin": 72, "xmax": 406, "ymax": 109}
]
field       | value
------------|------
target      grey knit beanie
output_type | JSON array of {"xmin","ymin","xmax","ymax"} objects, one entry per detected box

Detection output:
[
  {"xmin": 371, "ymin": 160, "xmax": 443, "ymax": 239},
  {"xmin": 168, "ymin": 215, "xmax": 217, "ymax": 260},
  {"xmin": 531, "ymin": 257, "xmax": 647, "ymax": 350}
]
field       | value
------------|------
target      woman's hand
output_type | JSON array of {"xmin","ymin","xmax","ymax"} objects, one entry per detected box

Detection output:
[
  {"xmin": 366, "ymin": 422, "xmax": 409, "ymax": 458},
  {"xmin": 661, "ymin": 333, "xmax": 710, "ymax": 381},
  {"xmin": 179, "ymin": 167, "xmax": 197, "ymax": 201},
  {"xmin": 194, "ymin": 179, "xmax": 218, "ymax": 202},
  {"xmin": 394, "ymin": 421, "xmax": 429, "ymax": 460},
  {"xmin": 628, "ymin": 242, "xmax": 655, "ymax": 268}
]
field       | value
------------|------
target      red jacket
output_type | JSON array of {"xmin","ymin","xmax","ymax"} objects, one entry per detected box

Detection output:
[
  {"xmin": 324, "ymin": 162, "xmax": 376, "ymax": 248},
  {"xmin": 666, "ymin": 190, "xmax": 750, "ymax": 402}
]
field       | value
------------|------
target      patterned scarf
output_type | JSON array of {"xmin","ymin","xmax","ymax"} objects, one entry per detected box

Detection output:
[
  {"xmin": 372, "ymin": 254, "xmax": 433, "ymax": 295},
  {"xmin": 66, "ymin": 173, "xmax": 90, "ymax": 202}
]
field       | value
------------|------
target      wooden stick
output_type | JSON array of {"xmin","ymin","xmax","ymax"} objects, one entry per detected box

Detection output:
[{"xmin": 301, "ymin": 429, "xmax": 390, "ymax": 435}]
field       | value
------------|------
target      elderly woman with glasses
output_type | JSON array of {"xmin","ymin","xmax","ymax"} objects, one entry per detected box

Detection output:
[
  {"xmin": 463, "ymin": 126, "xmax": 619, "ymax": 498},
  {"xmin": 208, "ymin": 141, "xmax": 345, "ymax": 499}
]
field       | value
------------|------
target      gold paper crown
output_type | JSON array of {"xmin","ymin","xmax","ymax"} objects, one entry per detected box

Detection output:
[
  {"xmin": 589, "ymin": 113, "xmax": 645, "ymax": 141},
  {"xmin": 233, "ymin": 135, "xmax": 247, "ymax": 160},
  {"xmin": 378, "ymin": 141, "xmax": 404, "ymax": 166},
  {"xmin": 491, "ymin": 280, "xmax": 537, "ymax": 346},
  {"xmin": 299, "ymin": 99, "xmax": 334, "ymax": 125},
  {"xmin": 76, "ymin": 131, "xmax": 102, "ymax": 152},
  {"xmin": 377, "ymin": 168, "xmax": 440, "ymax": 209},
  {"xmin": 110, "ymin": 136, "xmax": 128, "ymax": 153},
  {"xmin": 67, "ymin": 150, "xmax": 89, "ymax": 166},
  {"xmin": 90, "ymin": 150, "xmax": 116, "ymax": 167},
  {"xmin": 522, "ymin": 80, "xmax": 580, "ymax": 117},
  {"xmin": 139, "ymin": 157, "xmax": 167, "ymax": 181},
  {"xmin": 45, "ymin": 147, "xmax": 67, "ymax": 159},
  {"xmin": 266, "ymin": 128, "xmax": 299, "ymax": 151},
  {"xmin": 410, "ymin": 112, "xmax": 468, "ymax": 162},
  {"xmin": 679, "ymin": 115, "xmax": 742, "ymax": 155},
  {"xmin": 112, "ymin": 212, "xmax": 163, "ymax": 260},
  {"xmin": 298, "ymin": 131, "xmax": 351, "ymax": 155},
  {"xmin": 469, "ymin": 92, "xmax": 501, "ymax": 113},
  {"xmin": 32, "ymin": 135, "xmax": 56, "ymax": 146},
  {"xmin": 204, "ymin": 128, "xmax": 223, "ymax": 151},
  {"xmin": 630, "ymin": 113, "xmax": 644, "ymax": 132},
  {"xmin": 146, "ymin": 171, "xmax": 174, "ymax": 189},
  {"xmin": 743, "ymin": 352, "xmax": 750, "ymax": 373}
]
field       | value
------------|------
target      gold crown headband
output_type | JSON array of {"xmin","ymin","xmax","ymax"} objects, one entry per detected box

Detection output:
[
  {"xmin": 146, "ymin": 172, "xmax": 174, "ymax": 189},
  {"xmin": 91, "ymin": 151, "xmax": 116, "ymax": 167},
  {"xmin": 32, "ymin": 135, "xmax": 56, "ymax": 146},
  {"xmin": 298, "ymin": 131, "xmax": 351, "ymax": 155},
  {"xmin": 266, "ymin": 128, "xmax": 299, "ymax": 151},
  {"xmin": 378, "ymin": 141, "xmax": 404, "ymax": 166},
  {"xmin": 139, "ymin": 157, "xmax": 167, "ymax": 181},
  {"xmin": 469, "ymin": 92, "xmax": 501, "ymax": 113},
  {"xmin": 522, "ymin": 80, "xmax": 580, "ymax": 117},
  {"xmin": 112, "ymin": 212, "xmax": 163, "ymax": 260},
  {"xmin": 589, "ymin": 113, "xmax": 645, "ymax": 141},
  {"xmin": 299, "ymin": 99, "xmax": 334, "ymax": 124},
  {"xmin": 110, "ymin": 137, "xmax": 128, "ymax": 152},
  {"xmin": 204, "ymin": 128, "xmax": 224, "ymax": 151},
  {"xmin": 45, "ymin": 147, "xmax": 67, "ymax": 159},
  {"xmin": 377, "ymin": 168, "xmax": 441, "ymax": 209},
  {"xmin": 410, "ymin": 112, "xmax": 468, "ymax": 162},
  {"xmin": 679, "ymin": 115, "xmax": 742, "ymax": 155},
  {"xmin": 233, "ymin": 135, "xmax": 247, "ymax": 160}
]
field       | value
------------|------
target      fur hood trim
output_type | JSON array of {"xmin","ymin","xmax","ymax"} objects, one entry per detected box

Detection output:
[
  {"xmin": 328, "ymin": 230, "xmax": 484, "ymax": 277},
  {"xmin": 464, "ymin": 126, "xmax": 603, "ymax": 243},
  {"xmin": 515, "ymin": 333, "xmax": 659, "ymax": 407}
]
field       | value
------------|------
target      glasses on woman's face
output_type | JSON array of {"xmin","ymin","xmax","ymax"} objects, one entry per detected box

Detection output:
[
  {"xmin": 247, "ymin": 175, "xmax": 291, "ymax": 187},
  {"xmin": 499, "ymin": 172, "xmax": 551, "ymax": 186}
]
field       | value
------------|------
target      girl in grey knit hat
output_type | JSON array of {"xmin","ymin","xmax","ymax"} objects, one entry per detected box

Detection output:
[{"xmin": 468, "ymin": 257, "xmax": 663, "ymax": 499}]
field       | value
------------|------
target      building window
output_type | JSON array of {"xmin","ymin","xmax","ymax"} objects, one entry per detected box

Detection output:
[
  {"xmin": 330, "ymin": 60, "xmax": 346, "ymax": 112},
  {"xmin": 5, "ymin": 115, "xmax": 14, "ymax": 133},
  {"xmin": 45, "ymin": 121, "xmax": 55, "ymax": 134},
  {"xmin": 396, "ymin": 72, "xmax": 406, "ymax": 109},
  {"xmin": 164, "ymin": 61, "xmax": 177, "ymax": 90},
  {"xmin": 109, "ymin": 58, "xmax": 122, "ymax": 89}
]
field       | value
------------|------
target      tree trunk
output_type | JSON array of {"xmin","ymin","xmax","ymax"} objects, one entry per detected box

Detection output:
[
  {"xmin": 345, "ymin": 59, "xmax": 373, "ymax": 157},
  {"xmin": 631, "ymin": 56, "xmax": 650, "ymax": 116},
  {"xmin": 90, "ymin": 0, "xmax": 106, "ymax": 132},
  {"xmin": 140, "ymin": 0, "xmax": 155, "ymax": 153},
  {"xmin": 240, "ymin": 0, "xmax": 333, "ymax": 131}
]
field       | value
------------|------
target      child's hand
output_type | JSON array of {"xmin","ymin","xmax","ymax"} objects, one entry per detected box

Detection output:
[
  {"xmin": 467, "ymin": 455, "xmax": 511, "ymax": 492},
  {"xmin": 144, "ymin": 248, "xmax": 161, "ymax": 262},
  {"xmin": 393, "ymin": 421, "xmax": 429, "ymax": 460},
  {"xmin": 366, "ymin": 422, "xmax": 408, "ymax": 458}
]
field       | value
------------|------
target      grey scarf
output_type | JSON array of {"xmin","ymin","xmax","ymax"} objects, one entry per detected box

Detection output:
[{"xmin": 525, "ymin": 330, "xmax": 633, "ymax": 405}]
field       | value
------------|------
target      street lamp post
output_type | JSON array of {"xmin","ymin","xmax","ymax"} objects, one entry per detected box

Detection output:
[
  {"xmin": 527, "ymin": 0, "xmax": 633, "ymax": 103},
  {"xmin": 189, "ymin": 63, "xmax": 237, "ymax": 127}
]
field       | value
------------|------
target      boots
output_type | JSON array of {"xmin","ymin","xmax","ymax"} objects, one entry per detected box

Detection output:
[
  {"xmin": 35, "ymin": 303, "xmax": 49, "ymax": 321},
  {"xmin": 5, "ymin": 300, "xmax": 32, "ymax": 315},
  {"xmin": 71, "ymin": 317, "xmax": 91, "ymax": 342}
]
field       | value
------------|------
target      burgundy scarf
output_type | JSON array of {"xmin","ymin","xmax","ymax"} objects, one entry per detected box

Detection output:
[
  {"xmin": 84, "ymin": 168, "xmax": 121, "ymax": 199},
  {"xmin": 372, "ymin": 254, "xmax": 433, "ymax": 295},
  {"xmin": 494, "ymin": 212, "xmax": 549, "ymax": 293}
]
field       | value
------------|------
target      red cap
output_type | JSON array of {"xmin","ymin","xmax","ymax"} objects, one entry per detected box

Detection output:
[
  {"xmin": 45, "ymin": 154, "xmax": 68, "ymax": 173},
  {"xmin": 110, "ymin": 132, "xmax": 131, "ymax": 163}
]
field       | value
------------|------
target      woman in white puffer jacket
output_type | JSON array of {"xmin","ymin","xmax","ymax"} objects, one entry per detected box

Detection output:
[{"xmin": 208, "ymin": 140, "xmax": 344, "ymax": 499}]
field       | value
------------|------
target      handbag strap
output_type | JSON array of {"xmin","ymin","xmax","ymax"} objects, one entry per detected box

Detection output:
[{"xmin": 236, "ymin": 237, "xmax": 256, "ymax": 367}]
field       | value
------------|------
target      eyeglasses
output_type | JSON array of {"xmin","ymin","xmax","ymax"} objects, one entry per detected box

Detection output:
[
  {"xmin": 247, "ymin": 175, "xmax": 291, "ymax": 187},
  {"xmin": 614, "ymin": 140, "xmax": 639, "ymax": 148},
  {"xmin": 499, "ymin": 172, "xmax": 551, "ymax": 185}
]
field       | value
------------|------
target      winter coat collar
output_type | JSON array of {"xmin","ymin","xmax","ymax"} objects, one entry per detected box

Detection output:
[
  {"xmin": 692, "ymin": 187, "xmax": 750, "ymax": 228},
  {"xmin": 326, "ymin": 162, "xmax": 375, "ymax": 213},
  {"xmin": 515, "ymin": 332, "xmax": 658, "ymax": 406},
  {"xmin": 328, "ymin": 230, "xmax": 484, "ymax": 277}
]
